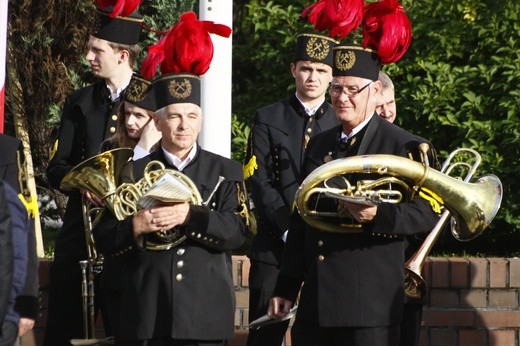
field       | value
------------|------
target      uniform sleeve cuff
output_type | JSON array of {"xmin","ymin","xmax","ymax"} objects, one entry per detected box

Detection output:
[
  {"xmin": 273, "ymin": 273, "xmax": 301, "ymax": 302},
  {"xmin": 15, "ymin": 295, "xmax": 39, "ymax": 320},
  {"xmin": 185, "ymin": 205, "xmax": 210, "ymax": 235}
]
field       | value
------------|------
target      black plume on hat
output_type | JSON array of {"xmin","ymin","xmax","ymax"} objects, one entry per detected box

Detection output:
[{"xmin": 92, "ymin": 0, "xmax": 143, "ymax": 45}]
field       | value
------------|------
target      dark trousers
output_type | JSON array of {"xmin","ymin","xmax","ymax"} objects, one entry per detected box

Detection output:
[
  {"xmin": 247, "ymin": 260, "xmax": 289, "ymax": 346},
  {"xmin": 399, "ymin": 303, "xmax": 424, "ymax": 346},
  {"xmin": 43, "ymin": 259, "xmax": 110, "ymax": 346},
  {"xmin": 103, "ymin": 287, "xmax": 122, "ymax": 344},
  {"xmin": 291, "ymin": 321, "xmax": 400, "ymax": 346},
  {"xmin": 124, "ymin": 339, "xmax": 224, "ymax": 346}
]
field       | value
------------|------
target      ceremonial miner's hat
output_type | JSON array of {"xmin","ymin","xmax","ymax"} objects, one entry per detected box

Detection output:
[
  {"xmin": 141, "ymin": 11, "xmax": 232, "ymax": 109},
  {"xmin": 293, "ymin": 33, "xmax": 338, "ymax": 67},
  {"xmin": 91, "ymin": 0, "xmax": 144, "ymax": 45},
  {"xmin": 124, "ymin": 74, "xmax": 156, "ymax": 111},
  {"xmin": 332, "ymin": 46, "xmax": 380, "ymax": 80}
]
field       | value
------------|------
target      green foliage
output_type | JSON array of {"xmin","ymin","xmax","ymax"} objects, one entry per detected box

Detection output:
[
  {"xmin": 232, "ymin": 0, "xmax": 310, "ymax": 126},
  {"xmin": 232, "ymin": 0, "xmax": 520, "ymax": 255},
  {"xmin": 393, "ymin": 0, "xmax": 520, "ymax": 255},
  {"xmin": 231, "ymin": 114, "xmax": 250, "ymax": 163}
]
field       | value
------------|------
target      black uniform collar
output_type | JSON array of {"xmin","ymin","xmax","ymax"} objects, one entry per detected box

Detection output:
[
  {"xmin": 289, "ymin": 94, "xmax": 330, "ymax": 120},
  {"xmin": 357, "ymin": 112, "xmax": 382, "ymax": 155}
]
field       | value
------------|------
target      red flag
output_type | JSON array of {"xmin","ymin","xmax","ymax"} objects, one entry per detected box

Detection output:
[{"xmin": 0, "ymin": 0, "xmax": 8, "ymax": 134}]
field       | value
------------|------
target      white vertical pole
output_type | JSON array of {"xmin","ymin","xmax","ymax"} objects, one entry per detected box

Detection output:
[{"xmin": 199, "ymin": 0, "xmax": 233, "ymax": 158}]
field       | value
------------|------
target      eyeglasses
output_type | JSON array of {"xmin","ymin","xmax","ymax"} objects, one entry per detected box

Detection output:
[{"xmin": 330, "ymin": 82, "xmax": 372, "ymax": 97}]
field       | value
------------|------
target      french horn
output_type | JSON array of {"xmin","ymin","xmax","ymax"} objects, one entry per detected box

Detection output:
[{"xmin": 114, "ymin": 160, "xmax": 203, "ymax": 251}]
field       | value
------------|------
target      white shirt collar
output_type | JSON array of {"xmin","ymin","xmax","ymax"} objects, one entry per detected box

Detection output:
[
  {"xmin": 107, "ymin": 81, "xmax": 130, "ymax": 101},
  {"xmin": 295, "ymin": 92, "xmax": 324, "ymax": 117},
  {"xmin": 161, "ymin": 144, "xmax": 198, "ymax": 171},
  {"xmin": 341, "ymin": 114, "xmax": 374, "ymax": 141}
]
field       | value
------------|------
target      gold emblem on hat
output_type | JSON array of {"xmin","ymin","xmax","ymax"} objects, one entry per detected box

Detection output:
[
  {"xmin": 126, "ymin": 80, "xmax": 147, "ymax": 102},
  {"xmin": 169, "ymin": 78, "xmax": 192, "ymax": 99},
  {"xmin": 335, "ymin": 50, "xmax": 356, "ymax": 71},
  {"xmin": 306, "ymin": 37, "xmax": 329, "ymax": 61}
]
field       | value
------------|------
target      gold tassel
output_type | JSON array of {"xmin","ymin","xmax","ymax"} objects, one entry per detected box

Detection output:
[
  {"xmin": 243, "ymin": 155, "xmax": 258, "ymax": 180},
  {"xmin": 18, "ymin": 193, "xmax": 39, "ymax": 219}
]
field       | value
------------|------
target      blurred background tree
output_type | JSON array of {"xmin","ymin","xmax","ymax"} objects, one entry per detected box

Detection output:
[{"xmin": 4, "ymin": 0, "xmax": 519, "ymax": 256}]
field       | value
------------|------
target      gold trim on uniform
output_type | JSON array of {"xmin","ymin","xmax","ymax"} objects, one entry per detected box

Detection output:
[
  {"xmin": 95, "ymin": 9, "xmax": 144, "ymax": 23},
  {"xmin": 169, "ymin": 78, "xmax": 192, "ymax": 99},
  {"xmin": 335, "ymin": 50, "xmax": 356, "ymax": 71}
]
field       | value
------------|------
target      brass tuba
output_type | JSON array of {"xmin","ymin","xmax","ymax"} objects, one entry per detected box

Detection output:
[{"xmin": 294, "ymin": 152, "xmax": 503, "ymax": 240}]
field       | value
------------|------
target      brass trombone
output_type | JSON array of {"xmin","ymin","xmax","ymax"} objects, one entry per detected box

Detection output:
[{"xmin": 404, "ymin": 148, "xmax": 501, "ymax": 299}]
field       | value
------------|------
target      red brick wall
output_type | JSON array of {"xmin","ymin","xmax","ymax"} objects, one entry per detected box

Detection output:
[
  {"xmin": 21, "ymin": 257, "xmax": 520, "ymax": 346},
  {"xmin": 230, "ymin": 256, "xmax": 520, "ymax": 346}
]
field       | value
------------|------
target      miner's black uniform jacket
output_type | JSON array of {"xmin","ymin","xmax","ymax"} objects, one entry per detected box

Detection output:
[
  {"xmin": 93, "ymin": 147, "xmax": 248, "ymax": 341},
  {"xmin": 47, "ymin": 80, "xmax": 121, "ymax": 260},
  {"xmin": 247, "ymin": 95, "xmax": 339, "ymax": 265},
  {"xmin": 273, "ymin": 114, "xmax": 440, "ymax": 327}
]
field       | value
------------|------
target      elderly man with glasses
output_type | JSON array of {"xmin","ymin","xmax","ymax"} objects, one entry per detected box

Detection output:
[{"xmin": 268, "ymin": 46, "xmax": 442, "ymax": 346}]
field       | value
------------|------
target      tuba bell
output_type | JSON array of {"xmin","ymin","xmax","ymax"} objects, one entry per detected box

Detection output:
[{"xmin": 294, "ymin": 153, "xmax": 503, "ymax": 240}]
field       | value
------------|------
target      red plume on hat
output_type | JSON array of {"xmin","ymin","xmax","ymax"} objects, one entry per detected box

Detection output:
[
  {"xmin": 362, "ymin": 0, "xmax": 412, "ymax": 64},
  {"xmin": 302, "ymin": 0, "xmax": 364, "ymax": 40},
  {"xmin": 96, "ymin": 0, "xmax": 142, "ymax": 18},
  {"xmin": 141, "ymin": 11, "xmax": 232, "ymax": 79}
]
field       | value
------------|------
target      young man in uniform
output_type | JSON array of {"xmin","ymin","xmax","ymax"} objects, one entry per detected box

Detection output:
[
  {"xmin": 44, "ymin": 3, "xmax": 143, "ymax": 344},
  {"xmin": 244, "ymin": 33, "xmax": 339, "ymax": 346}
]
